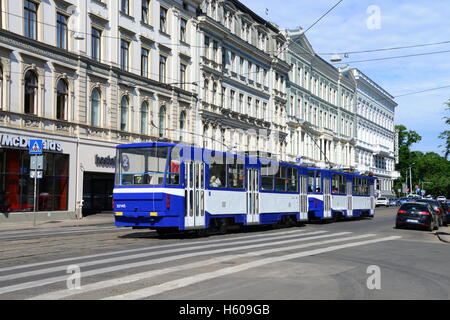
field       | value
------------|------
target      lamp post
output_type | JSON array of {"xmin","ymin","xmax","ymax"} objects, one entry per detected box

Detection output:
[{"xmin": 409, "ymin": 163, "xmax": 415, "ymax": 196}]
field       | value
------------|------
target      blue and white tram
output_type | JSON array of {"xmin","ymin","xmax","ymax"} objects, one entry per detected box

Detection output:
[{"xmin": 113, "ymin": 142, "xmax": 375, "ymax": 233}]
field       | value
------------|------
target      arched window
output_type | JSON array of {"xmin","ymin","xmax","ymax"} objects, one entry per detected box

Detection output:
[
  {"xmin": 91, "ymin": 88, "xmax": 101, "ymax": 126},
  {"xmin": 56, "ymin": 79, "xmax": 68, "ymax": 120},
  {"xmin": 141, "ymin": 101, "xmax": 148, "ymax": 135},
  {"xmin": 179, "ymin": 111, "xmax": 186, "ymax": 141},
  {"xmin": 24, "ymin": 70, "xmax": 38, "ymax": 114},
  {"xmin": 120, "ymin": 96, "xmax": 129, "ymax": 131},
  {"xmin": 159, "ymin": 106, "xmax": 166, "ymax": 137}
]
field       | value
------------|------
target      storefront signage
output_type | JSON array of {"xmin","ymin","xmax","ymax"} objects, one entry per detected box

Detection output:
[
  {"xmin": 0, "ymin": 134, "xmax": 63, "ymax": 152},
  {"xmin": 95, "ymin": 155, "xmax": 116, "ymax": 168}
]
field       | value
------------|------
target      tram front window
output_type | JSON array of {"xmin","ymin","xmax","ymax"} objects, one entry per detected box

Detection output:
[{"xmin": 116, "ymin": 147, "xmax": 170, "ymax": 186}]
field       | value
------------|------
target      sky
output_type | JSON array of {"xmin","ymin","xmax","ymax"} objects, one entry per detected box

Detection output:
[{"xmin": 243, "ymin": 0, "xmax": 450, "ymax": 155}]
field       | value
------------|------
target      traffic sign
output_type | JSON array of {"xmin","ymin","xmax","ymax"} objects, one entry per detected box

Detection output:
[
  {"xmin": 30, "ymin": 155, "xmax": 44, "ymax": 170},
  {"xmin": 29, "ymin": 139, "xmax": 43, "ymax": 155},
  {"xmin": 30, "ymin": 171, "xmax": 43, "ymax": 179}
]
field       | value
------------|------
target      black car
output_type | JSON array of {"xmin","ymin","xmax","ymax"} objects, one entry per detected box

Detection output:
[
  {"xmin": 416, "ymin": 199, "xmax": 448, "ymax": 227},
  {"xmin": 395, "ymin": 202, "xmax": 439, "ymax": 231},
  {"xmin": 440, "ymin": 201, "xmax": 450, "ymax": 225}
]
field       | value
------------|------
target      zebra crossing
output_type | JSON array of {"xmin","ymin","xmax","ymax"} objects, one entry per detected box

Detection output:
[{"xmin": 0, "ymin": 227, "xmax": 401, "ymax": 300}]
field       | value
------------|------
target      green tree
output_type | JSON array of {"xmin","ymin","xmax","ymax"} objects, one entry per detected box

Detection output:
[
  {"xmin": 394, "ymin": 125, "xmax": 422, "ymax": 195},
  {"xmin": 439, "ymin": 101, "xmax": 450, "ymax": 159}
]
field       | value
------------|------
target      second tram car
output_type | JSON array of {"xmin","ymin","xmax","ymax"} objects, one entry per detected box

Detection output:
[{"xmin": 113, "ymin": 142, "xmax": 375, "ymax": 234}]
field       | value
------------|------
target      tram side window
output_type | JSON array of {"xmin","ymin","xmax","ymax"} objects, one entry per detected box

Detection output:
[
  {"xmin": 353, "ymin": 178, "xmax": 359, "ymax": 194},
  {"xmin": 209, "ymin": 153, "xmax": 226, "ymax": 188},
  {"xmin": 275, "ymin": 166, "xmax": 287, "ymax": 191},
  {"xmin": 308, "ymin": 172, "xmax": 315, "ymax": 192},
  {"xmin": 261, "ymin": 163, "xmax": 274, "ymax": 191},
  {"xmin": 287, "ymin": 167, "xmax": 298, "ymax": 192},
  {"xmin": 361, "ymin": 178, "xmax": 369, "ymax": 196},
  {"xmin": 339, "ymin": 175, "xmax": 346, "ymax": 194},
  {"xmin": 227, "ymin": 158, "xmax": 244, "ymax": 190},
  {"xmin": 315, "ymin": 172, "xmax": 321, "ymax": 193},
  {"xmin": 167, "ymin": 147, "xmax": 181, "ymax": 185},
  {"xmin": 332, "ymin": 174, "xmax": 340, "ymax": 194}
]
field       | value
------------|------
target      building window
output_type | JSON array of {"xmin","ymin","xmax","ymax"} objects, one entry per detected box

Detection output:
[
  {"xmin": 142, "ymin": 0, "xmax": 150, "ymax": 24},
  {"xmin": 179, "ymin": 111, "xmax": 186, "ymax": 141},
  {"xmin": 180, "ymin": 64, "xmax": 186, "ymax": 89},
  {"xmin": 160, "ymin": 6, "xmax": 167, "ymax": 33},
  {"xmin": 204, "ymin": 36, "xmax": 210, "ymax": 58},
  {"xmin": 24, "ymin": 70, "xmax": 38, "ymax": 114},
  {"xmin": 91, "ymin": 88, "xmax": 101, "ymax": 127},
  {"xmin": 159, "ymin": 55, "xmax": 167, "ymax": 83},
  {"xmin": 0, "ymin": 67, "xmax": 3, "ymax": 109},
  {"xmin": 180, "ymin": 18, "xmax": 187, "ymax": 42},
  {"xmin": 120, "ymin": 40, "xmax": 129, "ymax": 71},
  {"xmin": 121, "ymin": 0, "xmax": 129, "ymax": 15},
  {"xmin": 24, "ymin": 0, "xmax": 38, "ymax": 40},
  {"xmin": 141, "ymin": 48, "xmax": 149, "ymax": 78},
  {"xmin": 212, "ymin": 41, "xmax": 218, "ymax": 62},
  {"xmin": 56, "ymin": 13, "xmax": 68, "ymax": 49},
  {"xmin": 159, "ymin": 106, "xmax": 166, "ymax": 137},
  {"xmin": 56, "ymin": 79, "xmax": 68, "ymax": 121},
  {"xmin": 141, "ymin": 101, "xmax": 148, "ymax": 135},
  {"xmin": 120, "ymin": 96, "xmax": 129, "ymax": 131},
  {"xmin": 91, "ymin": 28, "xmax": 102, "ymax": 61}
]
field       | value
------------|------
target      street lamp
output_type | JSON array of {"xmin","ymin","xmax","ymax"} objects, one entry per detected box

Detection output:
[{"xmin": 409, "ymin": 163, "xmax": 416, "ymax": 196}]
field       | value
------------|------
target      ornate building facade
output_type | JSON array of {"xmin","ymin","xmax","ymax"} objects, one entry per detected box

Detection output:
[
  {"xmin": 352, "ymin": 68, "xmax": 399, "ymax": 198},
  {"xmin": 0, "ymin": 0, "xmax": 202, "ymax": 221},
  {"xmin": 284, "ymin": 28, "xmax": 357, "ymax": 169}
]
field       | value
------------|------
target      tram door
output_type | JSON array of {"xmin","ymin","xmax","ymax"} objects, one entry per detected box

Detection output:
[
  {"xmin": 184, "ymin": 161, "xmax": 205, "ymax": 229},
  {"xmin": 323, "ymin": 177, "xmax": 332, "ymax": 218},
  {"xmin": 246, "ymin": 168, "xmax": 260, "ymax": 225},
  {"xmin": 299, "ymin": 175, "xmax": 308, "ymax": 221},
  {"xmin": 347, "ymin": 178, "xmax": 353, "ymax": 217}
]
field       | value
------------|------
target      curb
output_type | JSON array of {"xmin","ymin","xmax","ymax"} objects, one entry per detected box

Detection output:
[{"xmin": 436, "ymin": 233, "xmax": 450, "ymax": 244}]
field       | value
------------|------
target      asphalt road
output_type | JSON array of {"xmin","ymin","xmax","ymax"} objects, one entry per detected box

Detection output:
[{"xmin": 0, "ymin": 207, "xmax": 449, "ymax": 300}]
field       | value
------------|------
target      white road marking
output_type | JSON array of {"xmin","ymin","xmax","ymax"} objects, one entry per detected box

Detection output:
[
  {"xmin": 104, "ymin": 236, "xmax": 402, "ymax": 300},
  {"xmin": 0, "ymin": 228, "xmax": 311, "ymax": 273},
  {"xmin": 0, "ymin": 231, "xmax": 343, "ymax": 295},
  {"xmin": 29, "ymin": 233, "xmax": 376, "ymax": 300}
]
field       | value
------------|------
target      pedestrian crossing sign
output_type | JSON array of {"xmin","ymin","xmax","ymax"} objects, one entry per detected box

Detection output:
[{"xmin": 29, "ymin": 139, "xmax": 43, "ymax": 155}]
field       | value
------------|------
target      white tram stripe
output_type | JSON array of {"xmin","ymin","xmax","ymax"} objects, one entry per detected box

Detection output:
[
  {"xmin": 0, "ymin": 228, "xmax": 311, "ymax": 273},
  {"xmin": 0, "ymin": 230, "xmax": 327, "ymax": 282},
  {"xmin": 105, "ymin": 236, "xmax": 402, "ymax": 300},
  {"xmin": 0, "ymin": 231, "xmax": 346, "ymax": 296},
  {"xmin": 30, "ymin": 233, "xmax": 375, "ymax": 300}
]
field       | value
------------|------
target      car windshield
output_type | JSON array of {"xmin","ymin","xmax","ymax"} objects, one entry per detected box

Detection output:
[{"xmin": 378, "ymin": 198, "xmax": 387, "ymax": 200}]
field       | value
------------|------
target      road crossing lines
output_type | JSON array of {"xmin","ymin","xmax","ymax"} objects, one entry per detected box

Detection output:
[
  {"xmin": 0, "ymin": 229, "xmax": 332, "ymax": 296},
  {"xmin": 104, "ymin": 235, "xmax": 401, "ymax": 300}
]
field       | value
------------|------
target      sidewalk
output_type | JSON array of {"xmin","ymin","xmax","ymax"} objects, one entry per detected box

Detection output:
[{"xmin": 0, "ymin": 213, "xmax": 115, "ymax": 232}]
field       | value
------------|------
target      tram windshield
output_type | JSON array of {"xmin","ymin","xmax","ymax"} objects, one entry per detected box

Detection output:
[{"xmin": 115, "ymin": 147, "xmax": 180, "ymax": 186}]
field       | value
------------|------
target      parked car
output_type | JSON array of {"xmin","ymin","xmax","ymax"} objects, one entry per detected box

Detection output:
[
  {"xmin": 395, "ymin": 202, "xmax": 439, "ymax": 231},
  {"xmin": 440, "ymin": 201, "xmax": 450, "ymax": 225},
  {"xmin": 437, "ymin": 196, "xmax": 447, "ymax": 202},
  {"xmin": 398, "ymin": 198, "xmax": 409, "ymax": 205},
  {"xmin": 389, "ymin": 198, "xmax": 400, "ymax": 206},
  {"xmin": 416, "ymin": 199, "xmax": 448, "ymax": 227},
  {"xmin": 376, "ymin": 197, "xmax": 389, "ymax": 207}
]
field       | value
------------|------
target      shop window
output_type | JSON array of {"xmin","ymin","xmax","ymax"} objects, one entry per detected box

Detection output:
[{"xmin": 0, "ymin": 150, "xmax": 69, "ymax": 213}]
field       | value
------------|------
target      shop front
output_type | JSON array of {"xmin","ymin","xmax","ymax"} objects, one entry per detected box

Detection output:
[
  {"xmin": 0, "ymin": 132, "xmax": 77, "ymax": 221},
  {"xmin": 79, "ymin": 143, "xmax": 117, "ymax": 216}
]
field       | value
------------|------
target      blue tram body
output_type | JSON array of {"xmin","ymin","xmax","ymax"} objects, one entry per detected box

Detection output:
[{"xmin": 113, "ymin": 142, "xmax": 375, "ymax": 232}]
